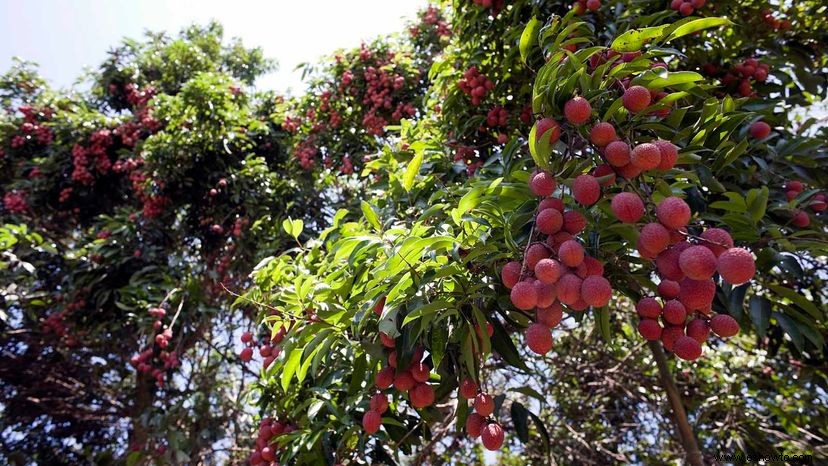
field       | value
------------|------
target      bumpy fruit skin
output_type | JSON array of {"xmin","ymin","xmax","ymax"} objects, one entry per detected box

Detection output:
[
  {"xmin": 474, "ymin": 393, "xmax": 495, "ymax": 417},
  {"xmin": 481, "ymin": 422, "xmax": 505, "ymax": 451},
  {"xmin": 535, "ymin": 258, "xmax": 563, "ymax": 284},
  {"xmin": 656, "ymin": 197, "xmax": 691, "ymax": 229},
  {"xmin": 622, "ymin": 85, "xmax": 652, "ymax": 112},
  {"xmin": 410, "ymin": 383, "xmax": 435, "ymax": 408},
  {"xmin": 605, "ymin": 141, "xmax": 631, "ymax": 167},
  {"xmin": 661, "ymin": 325, "xmax": 685, "ymax": 352},
  {"xmin": 679, "ymin": 246, "xmax": 718, "ymax": 280},
  {"xmin": 410, "ymin": 363, "xmax": 430, "ymax": 383},
  {"xmin": 710, "ymin": 314, "xmax": 740, "ymax": 337},
  {"xmin": 362, "ymin": 410, "xmax": 382, "ymax": 434},
  {"xmin": 370, "ymin": 393, "xmax": 389, "ymax": 413},
  {"xmin": 460, "ymin": 379, "xmax": 478, "ymax": 399},
  {"xmin": 638, "ymin": 319, "xmax": 662, "ymax": 340},
  {"xmin": 717, "ymin": 248, "xmax": 756, "ymax": 285},
  {"xmin": 593, "ymin": 164, "xmax": 617, "ymax": 186},
  {"xmin": 686, "ymin": 319, "xmax": 710, "ymax": 343},
  {"xmin": 617, "ymin": 162, "xmax": 642, "ymax": 179},
  {"xmin": 501, "ymin": 261, "xmax": 523, "ymax": 289},
  {"xmin": 510, "ymin": 280, "xmax": 539, "ymax": 310},
  {"xmin": 558, "ymin": 240, "xmax": 585, "ymax": 267},
  {"xmin": 537, "ymin": 302, "xmax": 563, "ymax": 328},
  {"xmin": 564, "ymin": 96, "xmax": 592, "ymax": 124},
  {"xmin": 534, "ymin": 281, "xmax": 557, "ymax": 308},
  {"xmin": 662, "ymin": 300, "xmax": 687, "ymax": 325},
  {"xmin": 535, "ymin": 118, "xmax": 561, "ymax": 147},
  {"xmin": 240, "ymin": 347, "xmax": 253, "ymax": 362},
  {"xmin": 376, "ymin": 367, "xmax": 395, "ymax": 389},
  {"xmin": 657, "ymin": 242, "xmax": 690, "ymax": 281},
  {"xmin": 749, "ymin": 121, "xmax": 771, "ymax": 139},
  {"xmin": 653, "ymin": 139, "xmax": 678, "ymax": 170},
  {"xmin": 611, "ymin": 192, "xmax": 645, "ymax": 223},
  {"xmin": 539, "ymin": 197, "xmax": 565, "ymax": 212},
  {"xmin": 530, "ymin": 170, "xmax": 557, "ymax": 197},
  {"xmin": 673, "ymin": 336, "xmax": 702, "ymax": 361},
  {"xmin": 658, "ymin": 280, "xmax": 681, "ymax": 299},
  {"xmin": 583, "ymin": 256, "xmax": 604, "ymax": 276},
  {"xmin": 631, "ymin": 143, "xmax": 662, "ymax": 170},
  {"xmin": 525, "ymin": 243, "xmax": 551, "ymax": 269},
  {"xmin": 640, "ymin": 223, "xmax": 671, "ymax": 254},
  {"xmin": 678, "ymin": 278, "xmax": 716, "ymax": 311},
  {"xmin": 537, "ymin": 208, "xmax": 564, "ymax": 234},
  {"xmin": 526, "ymin": 323, "xmax": 553, "ymax": 355},
  {"xmin": 581, "ymin": 276, "xmax": 612, "ymax": 307},
  {"xmin": 637, "ymin": 236, "xmax": 659, "ymax": 260},
  {"xmin": 590, "ymin": 122, "xmax": 617, "ymax": 147},
  {"xmin": 572, "ymin": 175, "xmax": 601, "ymax": 206},
  {"xmin": 557, "ymin": 273, "xmax": 583, "ymax": 306},
  {"xmin": 700, "ymin": 228, "xmax": 734, "ymax": 257},
  {"xmin": 465, "ymin": 413, "xmax": 485, "ymax": 437},
  {"xmin": 394, "ymin": 371, "xmax": 416, "ymax": 392},
  {"xmin": 636, "ymin": 297, "xmax": 662, "ymax": 318},
  {"xmin": 380, "ymin": 332, "xmax": 396, "ymax": 348},
  {"xmin": 563, "ymin": 210, "xmax": 588, "ymax": 234}
]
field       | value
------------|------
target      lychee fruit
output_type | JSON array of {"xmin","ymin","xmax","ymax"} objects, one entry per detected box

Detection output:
[
  {"xmin": 465, "ymin": 413, "xmax": 485, "ymax": 437},
  {"xmin": 590, "ymin": 122, "xmax": 617, "ymax": 147},
  {"xmin": 640, "ymin": 222, "xmax": 671, "ymax": 254},
  {"xmin": 605, "ymin": 141, "xmax": 631, "ymax": 167},
  {"xmin": 678, "ymin": 278, "xmax": 716, "ymax": 311},
  {"xmin": 394, "ymin": 371, "xmax": 416, "ymax": 392},
  {"xmin": 564, "ymin": 96, "xmax": 592, "ymax": 125},
  {"xmin": 539, "ymin": 197, "xmax": 565, "ymax": 212},
  {"xmin": 530, "ymin": 170, "xmax": 557, "ymax": 197},
  {"xmin": 558, "ymin": 240, "xmax": 585, "ymax": 267},
  {"xmin": 534, "ymin": 281, "xmax": 557, "ymax": 308},
  {"xmin": 636, "ymin": 297, "xmax": 662, "ymax": 319},
  {"xmin": 700, "ymin": 228, "xmax": 733, "ymax": 257},
  {"xmin": 410, "ymin": 383, "xmax": 435, "ymax": 408},
  {"xmin": 717, "ymin": 247, "xmax": 755, "ymax": 285},
  {"xmin": 653, "ymin": 139, "xmax": 678, "ymax": 170},
  {"xmin": 710, "ymin": 314, "xmax": 740, "ymax": 337},
  {"xmin": 370, "ymin": 393, "xmax": 389, "ymax": 413},
  {"xmin": 581, "ymin": 276, "xmax": 612, "ymax": 307},
  {"xmin": 376, "ymin": 367, "xmax": 395, "ymax": 389},
  {"xmin": 474, "ymin": 393, "xmax": 494, "ymax": 417},
  {"xmin": 657, "ymin": 280, "xmax": 681, "ymax": 299},
  {"xmin": 563, "ymin": 210, "xmax": 587, "ymax": 234},
  {"xmin": 638, "ymin": 319, "xmax": 662, "ymax": 340},
  {"xmin": 410, "ymin": 363, "xmax": 430, "ymax": 383},
  {"xmin": 510, "ymin": 280, "xmax": 538, "ymax": 310},
  {"xmin": 362, "ymin": 410, "xmax": 382, "ymax": 434},
  {"xmin": 572, "ymin": 175, "xmax": 601, "ymax": 206},
  {"xmin": 686, "ymin": 318, "xmax": 710, "ymax": 343},
  {"xmin": 662, "ymin": 300, "xmax": 687, "ymax": 325},
  {"xmin": 661, "ymin": 325, "xmax": 685, "ymax": 352},
  {"xmin": 679, "ymin": 245, "xmax": 718, "ymax": 280},
  {"xmin": 673, "ymin": 336, "xmax": 702, "ymax": 361},
  {"xmin": 537, "ymin": 301, "xmax": 563, "ymax": 328},
  {"xmin": 460, "ymin": 378, "xmax": 478, "ymax": 399},
  {"xmin": 524, "ymin": 243, "xmax": 550, "ymax": 269},
  {"xmin": 611, "ymin": 192, "xmax": 645, "ymax": 223},
  {"xmin": 656, "ymin": 197, "xmax": 691, "ymax": 229},
  {"xmin": 481, "ymin": 422, "xmax": 505, "ymax": 451},
  {"xmin": 656, "ymin": 242, "xmax": 690, "ymax": 281},
  {"xmin": 535, "ymin": 118, "xmax": 562, "ymax": 145},
  {"xmin": 631, "ymin": 143, "xmax": 662, "ymax": 171},
  {"xmin": 792, "ymin": 210, "xmax": 810, "ymax": 228},
  {"xmin": 240, "ymin": 347, "xmax": 253, "ymax": 362},
  {"xmin": 526, "ymin": 323, "xmax": 553, "ymax": 355},
  {"xmin": 501, "ymin": 261, "xmax": 523, "ymax": 289},
  {"xmin": 593, "ymin": 164, "xmax": 617, "ymax": 186},
  {"xmin": 556, "ymin": 273, "xmax": 583, "ymax": 306},
  {"xmin": 535, "ymin": 258, "xmax": 563, "ymax": 284},
  {"xmin": 749, "ymin": 121, "xmax": 771, "ymax": 139},
  {"xmin": 622, "ymin": 85, "xmax": 652, "ymax": 113},
  {"xmin": 617, "ymin": 162, "xmax": 642, "ymax": 179},
  {"xmin": 537, "ymin": 208, "xmax": 564, "ymax": 234}
]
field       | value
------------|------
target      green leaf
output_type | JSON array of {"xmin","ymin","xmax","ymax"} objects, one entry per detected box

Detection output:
[
  {"xmin": 510, "ymin": 402, "xmax": 530, "ymax": 443},
  {"xmin": 430, "ymin": 323, "xmax": 448, "ymax": 371},
  {"xmin": 767, "ymin": 284, "xmax": 821, "ymax": 320},
  {"xmin": 610, "ymin": 25, "xmax": 669, "ymax": 52},
  {"xmin": 528, "ymin": 122, "xmax": 554, "ymax": 171},
  {"xmin": 519, "ymin": 17, "xmax": 541, "ymax": 64},
  {"xmin": 773, "ymin": 312, "xmax": 804, "ymax": 351},
  {"xmin": 747, "ymin": 186, "xmax": 769, "ymax": 223},
  {"xmin": 361, "ymin": 201, "xmax": 381, "ymax": 232},
  {"xmin": 632, "ymin": 71, "xmax": 704, "ymax": 89},
  {"xmin": 748, "ymin": 296, "xmax": 771, "ymax": 338},
  {"xmin": 403, "ymin": 149, "xmax": 424, "ymax": 192},
  {"xmin": 595, "ymin": 307, "xmax": 611, "ymax": 341},
  {"xmin": 663, "ymin": 17, "xmax": 731, "ymax": 43},
  {"xmin": 281, "ymin": 345, "xmax": 303, "ymax": 391}
]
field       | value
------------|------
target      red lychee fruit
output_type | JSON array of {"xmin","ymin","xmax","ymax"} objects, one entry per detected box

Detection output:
[
  {"xmin": 572, "ymin": 175, "xmax": 601, "ymax": 206},
  {"xmin": 717, "ymin": 247, "xmax": 755, "ymax": 285},
  {"xmin": 558, "ymin": 240, "xmax": 585, "ymax": 267},
  {"xmin": 394, "ymin": 371, "xmax": 416, "ymax": 392},
  {"xmin": 586, "ymin": 0, "xmax": 601, "ymax": 12},
  {"xmin": 373, "ymin": 296, "xmax": 386, "ymax": 316},
  {"xmin": 240, "ymin": 347, "xmax": 253, "ymax": 362},
  {"xmin": 792, "ymin": 210, "xmax": 810, "ymax": 228},
  {"xmin": 678, "ymin": 278, "xmax": 716, "ymax": 311},
  {"xmin": 658, "ymin": 280, "xmax": 681, "ymax": 299},
  {"xmin": 656, "ymin": 241, "xmax": 690, "ymax": 281},
  {"xmin": 460, "ymin": 378, "xmax": 478, "ymax": 399},
  {"xmin": 526, "ymin": 323, "xmax": 553, "ymax": 355},
  {"xmin": 640, "ymin": 222, "xmax": 671, "ymax": 254},
  {"xmin": 241, "ymin": 331, "xmax": 253, "ymax": 343},
  {"xmin": 638, "ymin": 319, "xmax": 662, "ymax": 340},
  {"xmin": 637, "ymin": 236, "xmax": 659, "ymax": 260},
  {"xmin": 535, "ymin": 118, "xmax": 562, "ymax": 145},
  {"xmin": 700, "ymin": 228, "xmax": 734, "ymax": 257},
  {"xmin": 636, "ymin": 297, "xmax": 662, "ymax": 319},
  {"xmin": 605, "ymin": 141, "xmax": 631, "ymax": 167},
  {"xmin": 686, "ymin": 318, "xmax": 710, "ymax": 343},
  {"xmin": 376, "ymin": 367, "xmax": 395, "ymax": 389},
  {"xmin": 388, "ymin": 351, "xmax": 398, "ymax": 368},
  {"xmin": 679, "ymin": 245, "xmax": 718, "ymax": 280},
  {"xmin": 410, "ymin": 383, "xmax": 435, "ymax": 408},
  {"xmin": 749, "ymin": 121, "xmax": 771, "ymax": 139},
  {"xmin": 525, "ymin": 243, "xmax": 550, "ymax": 269},
  {"xmin": 564, "ymin": 96, "xmax": 592, "ymax": 125},
  {"xmin": 590, "ymin": 122, "xmax": 617, "ymax": 147},
  {"xmin": 510, "ymin": 280, "xmax": 539, "ymax": 310},
  {"xmin": 534, "ymin": 281, "xmax": 557, "ymax": 308},
  {"xmin": 631, "ymin": 143, "xmax": 662, "ymax": 171},
  {"xmin": 363, "ymin": 410, "xmax": 382, "ymax": 434},
  {"xmin": 581, "ymin": 276, "xmax": 612, "ymax": 307},
  {"xmin": 617, "ymin": 162, "xmax": 643, "ymax": 179},
  {"xmin": 501, "ymin": 261, "xmax": 523, "ymax": 289},
  {"xmin": 537, "ymin": 301, "xmax": 563, "ymax": 328},
  {"xmin": 481, "ymin": 422, "xmax": 505, "ymax": 451},
  {"xmin": 548, "ymin": 231, "xmax": 574, "ymax": 251},
  {"xmin": 710, "ymin": 314, "xmax": 740, "ymax": 337},
  {"xmin": 535, "ymin": 258, "xmax": 563, "ymax": 284},
  {"xmin": 673, "ymin": 336, "xmax": 702, "ymax": 361},
  {"xmin": 539, "ymin": 197, "xmax": 565, "ymax": 212},
  {"xmin": 465, "ymin": 413, "xmax": 485, "ymax": 437},
  {"xmin": 593, "ymin": 164, "xmax": 617, "ymax": 186},
  {"xmin": 537, "ymin": 208, "xmax": 564, "ymax": 234},
  {"xmin": 583, "ymin": 256, "xmax": 604, "ymax": 276},
  {"xmin": 653, "ymin": 139, "xmax": 678, "ymax": 170},
  {"xmin": 656, "ymin": 197, "xmax": 691, "ymax": 229},
  {"xmin": 622, "ymin": 85, "xmax": 652, "ymax": 113},
  {"xmin": 380, "ymin": 332, "xmax": 396, "ymax": 348},
  {"xmin": 410, "ymin": 363, "xmax": 430, "ymax": 383},
  {"xmin": 661, "ymin": 325, "xmax": 685, "ymax": 352},
  {"xmin": 662, "ymin": 300, "xmax": 687, "ymax": 325},
  {"xmin": 611, "ymin": 192, "xmax": 645, "ymax": 223},
  {"xmin": 474, "ymin": 393, "xmax": 494, "ymax": 417},
  {"xmin": 370, "ymin": 393, "xmax": 389, "ymax": 413},
  {"xmin": 557, "ymin": 273, "xmax": 583, "ymax": 306},
  {"xmin": 563, "ymin": 210, "xmax": 588, "ymax": 234},
  {"xmin": 530, "ymin": 170, "xmax": 557, "ymax": 197}
]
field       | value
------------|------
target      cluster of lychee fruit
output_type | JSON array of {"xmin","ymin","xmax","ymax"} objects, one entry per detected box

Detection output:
[
  {"xmin": 761, "ymin": 9, "xmax": 791, "ymax": 30},
  {"xmin": 703, "ymin": 58, "xmax": 770, "ymax": 97},
  {"xmin": 458, "ymin": 66, "xmax": 494, "ymax": 106},
  {"xmin": 239, "ymin": 325, "xmax": 286, "ymax": 370},
  {"xmin": 471, "ymin": 0, "xmax": 505, "ymax": 16},
  {"xmin": 367, "ymin": 337, "xmax": 435, "ymax": 428},
  {"xmin": 458, "ymin": 379, "xmax": 504, "ymax": 451},
  {"xmin": 669, "ymin": 0, "xmax": 705, "ymax": 17},
  {"xmin": 248, "ymin": 417, "xmax": 298, "ymax": 465},
  {"xmin": 128, "ymin": 307, "xmax": 181, "ymax": 387},
  {"xmin": 784, "ymin": 180, "xmax": 824, "ymax": 228},
  {"xmin": 572, "ymin": 0, "xmax": 601, "ymax": 14}
]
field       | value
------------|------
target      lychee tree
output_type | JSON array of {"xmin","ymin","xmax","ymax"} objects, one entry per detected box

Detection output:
[{"xmin": 239, "ymin": 1, "xmax": 826, "ymax": 465}]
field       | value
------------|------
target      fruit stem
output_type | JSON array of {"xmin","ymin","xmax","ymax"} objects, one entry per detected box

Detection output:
[{"xmin": 648, "ymin": 341, "xmax": 703, "ymax": 466}]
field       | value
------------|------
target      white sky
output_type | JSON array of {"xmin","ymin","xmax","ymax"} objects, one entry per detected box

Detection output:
[{"xmin": 0, "ymin": 0, "xmax": 427, "ymax": 95}]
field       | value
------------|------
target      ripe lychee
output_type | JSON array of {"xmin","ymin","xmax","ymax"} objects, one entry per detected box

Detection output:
[
  {"xmin": 474, "ymin": 393, "xmax": 494, "ymax": 417},
  {"xmin": 410, "ymin": 383, "xmax": 435, "ymax": 408},
  {"xmin": 700, "ymin": 228, "xmax": 734, "ymax": 257},
  {"xmin": 605, "ymin": 141, "xmax": 631, "ymax": 167},
  {"xmin": 686, "ymin": 318, "xmax": 710, "ymax": 343},
  {"xmin": 611, "ymin": 192, "xmax": 645, "ymax": 223},
  {"xmin": 410, "ymin": 363, "xmax": 430, "ymax": 383},
  {"xmin": 572, "ymin": 175, "xmax": 601, "ymax": 206},
  {"xmin": 656, "ymin": 242, "xmax": 690, "ymax": 281},
  {"xmin": 673, "ymin": 336, "xmax": 702, "ymax": 361},
  {"xmin": 679, "ymin": 245, "xmax": 718, "ymax": 280},
  {"xmin": 717, "ymin": 248, "xmax": 755, "ymax": 285},
  {"xmin": 526, "ymin": 323, "xmax": 553, "ymax": 355},
  {"xmin": 510, "ymin": 280, "xmax": 539, "ymax": 310},
  {"xmin": 535, "ymin": 258, "xmax": 563, "ymax": 284},
  {"xmin": 370, "ymin": 394, "xmax": 389, "ymax": 414},
  {"xmin": 481, "ymin": 422, "xmax": 505, "ymax": 451},
  {"xmin": 394, "ymin": 371, "xmax": 416, "ymax": 392},
  {"xmin": 466, "ymin": 413, "xmax": 485, "ymax": 437},
  {"xmin": 362, "ymin": 410, "xmax": 382, "ymax": 434},
  {"xmin": 636, "ymin": 297, "xmax": 662, "ymax": 318},
  {"xmin": 535, "ymin": 118, "xmax": 561, "ymax": 145},
  {"xmin": 537, "ymin": 208, "xmax": 564, "ymax": 234},
  {"xmin": 792, "ymin": 210, "xmax": 810, "ymax": 228},
  {"xmin": 631, "ymin": 143, "xmax": 662, "ymax": 170},
  {"xmin": 678, "ymin": 278, "xmax": 716, "ymax": 311},
  {"xmin": 530, "ymin": 170, "xmax": 557, "ymax": 197},
  {"xmin": 710, "ymin": 314, "xmax": 740, "ymax": 337},
  {"xmin": 657, "ymin": 280, "xmax": 681, "ymax": 299},
  {"xmin": 558, "ymin": 240, "xmax": 585, "ymax": 267},
  {"xmin": 557, "ymin": 273, "xmax": 583, "ymax": 305},
  {"xmin": 240, "ymin": 347, "xmax": 253, "ymax": 362},
  {"xmin": 563, "ymin": 210, "xmax": 588, "ymax": 234},
  {"xmin": 622, "ymin": 85, "xmax": 652, "ymax": 113},
  {"xmin": 564, "ymin": 96, "xmax": 592, "ymax": 124},
  {"xmin": 460, "ymin": 378, "xmax": 478, "ymax": 399},
  {"xmin": 661, "ymin": 325, "xmax": 685, "ymax": 352},
  {"xmin": 662, "ymin": 300, "xmax": 687, "ymax": 325},
  {"xmin": 539, "ymin": 197, "xmax": 565, "ymax": 212},
  {"xmin": 501, "ymin": 261, "xmax": 522, "ymax": 289},
  {"xmin": 749, "ymin": 121, "xmax": 771, "ymax": 139},
  {"xmin": 581, "ymin": 276, "xmax": 612, "ymax": 307},
  {"xmin": 583, "ymin": 256, "xmax": 604, "ymax": 276},
  {"xmin": 376, "ymin": 367, "xmax": 395, "ymax": 389},
  {"xmin": 640, "ymin": 222, "xmax": 671, "ymax": 254},
  {"xmin": 617, "ymin": 162, "xmax": 642, "ymax": 179},
  {"xmin": 537, "ymin": 302, "xmax": 563, "ymax": 328},
  {"xmin": 525, "ymin": 243, "xmax": 550, "ymax": 269},
  {"xmin": 593, "ymin": 164, "xmax": 617, "ymax": 186},
  {"xmin": 590, "ymin": 122, "xmax": 617, "ymax": 147},
  {"xmin": 534, "ymin": 281, "xmax": 557, "ymax": 308},
  {"xmin": 638, "ymin": 319, "xmax": 662, "ymax": 340},
  {"xmin": 653, "ymin": 139, "xmax": 678, "ymax": 170},
  {"xmin": 656, "ymin": 197, "xmax": 691, "ymax": 229}
]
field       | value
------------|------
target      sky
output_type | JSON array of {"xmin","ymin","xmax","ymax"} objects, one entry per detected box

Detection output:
[{"xmin": 0, "ymin": 0, "xmax": 427, "ymax": 95}]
